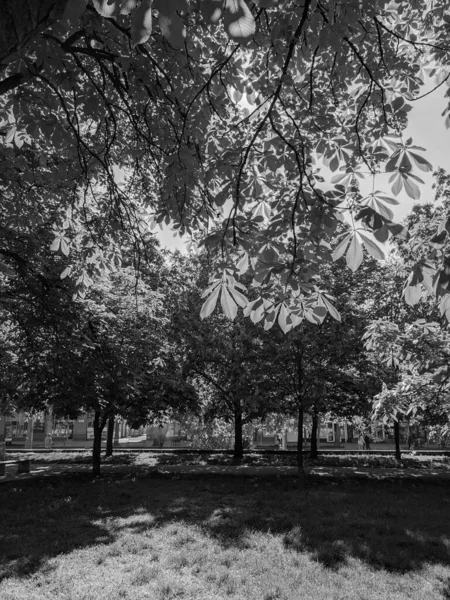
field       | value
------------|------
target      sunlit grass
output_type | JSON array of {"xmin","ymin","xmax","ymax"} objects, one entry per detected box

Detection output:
[{"xmin": 1, "ymin": 474, "xmax": 449, "ymax": 599}]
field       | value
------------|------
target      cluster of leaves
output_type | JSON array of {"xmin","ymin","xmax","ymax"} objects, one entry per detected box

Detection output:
[
  {"xmin": 365, "ymin": 318, "xmax": 450, "ymax": 438},
  {"xmin": 0, "ymin": 205, "xmax": 196, "ymax": 431},
  {"xmin": 399, "ymin": 170, "xmax": 450, "ymax": 318},
  {"xmin": 1, "ymin": 0, "xmax": 450, "ymax": 331}
]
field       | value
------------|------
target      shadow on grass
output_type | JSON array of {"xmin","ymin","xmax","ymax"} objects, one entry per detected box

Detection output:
[{"xmin": 0, "ymin": 473, "xmax": 449, "ymax": 581}]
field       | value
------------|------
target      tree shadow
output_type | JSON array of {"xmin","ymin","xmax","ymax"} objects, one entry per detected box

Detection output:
[{"xmin": 0, "ymin": 472, "xmax": 449, "ymax": 582}]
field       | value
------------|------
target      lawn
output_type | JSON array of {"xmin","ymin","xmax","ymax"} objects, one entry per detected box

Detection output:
[
  {"xmin": 9, "ymin": 450, "xmax": 450, "ymax": 471},
  {"xmin": 1, "ymin": 473, "xmax": 449, "ymax": 599}
]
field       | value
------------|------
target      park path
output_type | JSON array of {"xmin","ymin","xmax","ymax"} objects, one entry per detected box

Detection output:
[{"xmin": 1, "ymin": 461, "xmax": 450, "ymax": 484}]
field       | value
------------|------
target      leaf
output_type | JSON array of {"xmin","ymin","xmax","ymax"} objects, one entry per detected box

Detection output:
[
  {"xmin": 259, "ymin": 246, "xmax": 279, "ymax": 265},
  {"xmin": 439, "ymin": 294, "xmax": 450, "ymax": 319},
  {"xmin": 304, "ymin": 306, "xmax": 326, "ymax": 325},
  {"xmin": 403, "ymin": 175, "xmax": 421, "ymax": 200},
  {"xmin": 250, "ymin": 302, "xmax": 265, "ymax": 324},
  {"xmin": 120, "ymin": 0, "xmax": 139, "ymax": 14},
  {"xmin": 329, "ymin": 154, "xmax": 340, "ymax": 172},
  {"xmin": 404, "ymin": 284, "xmax": 422, "ymax": 306},
  {"xmin": 277, "ymin": 304, "xmax": 289, "ymax": 333},
  {"xmin": 367, "ymin": 197, "xmax": 394, "ymax": 221},
  {"xmin": 391, "ymin": 173, "xmax": 403, "ymax": 196},
  {"xmin": 386, "ymin": 221, "xmax": 408, "ymax": 240},
  {"xmin": 50, "ymin": 238, "xmax": 61, "ymax": 252},
  {"xmin": 408, "ymin": 151, "xmax": 433, "ymax": 172},
  {"xmin": 220, "ymin": 285, "xmax": 238, "ymax": 320},
  {"xmin": 199, "ymin": 0, "xmax": 223, "ymax": 23},
  {"xmin": 375, "ymin": 194, "xmax": 399, "ymax": 205},
  {"xmin": 54, "ymin": 0, "xmax": 87, "ymax": 34},
  {"xmin": 200, "ymin": 285, "xmax": 220, "ymax": 319},
  {"xmin": 373, "ymin": 225, "xmax": 389, "ymax": 243},
  {"xmin": 223, "ymin": 0, "xmax": 256, "ymax": 44},
  {"xmin": 159, "ymin": 12, "xmax": 186, "ymax": 48},
  {"xmin": 201, "ymin": 281, "xmax": 220, "ymax": 298},
  {"xmin": 131, "ymin": 0, "xmax": 153, "ymax": 46},
  {"xmin": 60, "ymin": 238, "xmax": 70, "ymax": 256},
  {"xmin": 253, "ymin": 201, "xmax": 271, "ymax": 219},
  {"xmin": 60, "ymin": 266, "xmax": 72, "ymax": 279},
  {"xmin": 430, "ymin": 230, "xmax": 447, "ymax": 247},
  {"xmin": 5, "ymin": 125, "xmax": 16, "ymax": 144},
  {"xmin": 263, "ymin": 307, "xmax": 279, "ymax": 330},
  {"xmin": 332, "ymin": 234, "xmax": 351, "ymax": 261},
  {"xmin": 357, "ymin": 231, "xmax": 386, "ymax": 261},
  {"xmin": 236, "ymin": 252, "xmax": 249, "ymax": 275},
  {"xmin": 346, "ymin": 234, "xmax": 363, "ymax": 272},
  {"xmin": 322, "ymin": 297, "xmax": 341, "ymax": 322},
  {"xmin": 92, "ymin": 0, "xmax": 121, "ymax": 18},
  {"xmin": 228, "ymin": 286, "xmax": 248, "ymax": 308},
  {"xmin": 385, "ymin": 154, "xmax": 400, "ymax": 173}
]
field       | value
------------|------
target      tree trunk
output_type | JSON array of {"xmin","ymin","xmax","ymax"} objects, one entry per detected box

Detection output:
[
  {"xmin": 234, "ymin": 403, "xmax": 243, "ymax": 463},
  {"xmin": 394, "ymin": 419, "xmax": 401, "ymax": 462},
  {"xmin": 297, "ymin": 405, "xmax": 305, "ymax": 477},
  {"xmin": 105, "ymin": 416, "xmax": 114, "ymax": 457},
  {"xmin": 310, "ymin": 413, "xmax": 319, "ymax": 460},
  {"xmin": 92, "ymin": 411, "xmax": 105, "ymax": 477}
]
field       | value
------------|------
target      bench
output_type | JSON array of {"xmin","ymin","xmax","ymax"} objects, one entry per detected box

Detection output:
[{"xmin": 0, "ymin": 459, "xmax": 30, "ymax": 476}]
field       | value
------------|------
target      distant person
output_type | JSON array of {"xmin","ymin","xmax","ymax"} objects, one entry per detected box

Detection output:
[
  {"xmin": 364, "ymin": 433, "xmax": 371, "ymax": 450},
  {"xmin": 358, "ymin": 433, "xmax": 364, "ymax": 450},
  {"xmin": 406, "ymin": 433, "xmax": 412, "ymax": 449}
]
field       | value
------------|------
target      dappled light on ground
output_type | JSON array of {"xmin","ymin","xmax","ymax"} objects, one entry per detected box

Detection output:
[{"xmin": 0, "ymin": 475, "xmax": 449, "ymax": 599}]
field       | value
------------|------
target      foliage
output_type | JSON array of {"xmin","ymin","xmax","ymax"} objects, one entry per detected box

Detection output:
[
  {"xmin": 398, "ymin": 170, "xmax": 450, "ymax": 318},
  {"xmin": 170, "ymin": 254, "xmax": 283, "ymax": 455},
  {"xmin": 365, "ymin": 318, "xmax": 450, "ymax": 437},
  {"xmin": 0, "ymin": 207, "xmax": 196, "ymax": 431},
  {"xmin": 364, "ymin": 181, "xmax": 450, "ymax": 438},
  {"xmin": 1, "ymin": 1, "xmax": 449, "ymax": 330},
  {"xmin": 175, "ymin": 413, "xmax": 256, "ymax": 450}
]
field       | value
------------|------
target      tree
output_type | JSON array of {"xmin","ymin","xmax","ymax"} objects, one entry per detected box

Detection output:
[
  {"xmin": 269, "ymin": 303, "xmax": 373, "ymax": 472},
  {"xmin": 0, "ymin": 204, "xmax": 196, "ymax": 475},
  {"xmin": 171, "ymin": 255, "xmax": 282, "ymax": 461},
  {"xmin": 366, "ymin": 319, "xmax": 450, "ymax": 447},
  {"xmin": 364, "ymin": 177, "xmax": 450, "ymax": 457},
  {"xmin": 1, "ymin": 1, "xmax": 449, "ymax": 331}
]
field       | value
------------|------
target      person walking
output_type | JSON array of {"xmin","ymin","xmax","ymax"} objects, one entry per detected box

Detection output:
[
  {"xmin": 364, "ymin": 433, "xmax": 371, "ymax": 450},
  {"xmin": 406, "ymin": 433, "xmax": 412, "ymax": 449},
  {"xmin": 358, "ymin": 433, "xmax": 364, "ymax": 450}
]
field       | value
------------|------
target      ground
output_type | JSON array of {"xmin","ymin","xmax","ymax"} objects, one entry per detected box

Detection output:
[{"xmin": 0, "ymin": 470, "xmax": 450, "ymax": 600}]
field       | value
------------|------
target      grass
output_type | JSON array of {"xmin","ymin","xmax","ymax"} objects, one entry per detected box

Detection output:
[{"xmin": 1, "ymin": 473, "xmax": 450, "ymax": 599}]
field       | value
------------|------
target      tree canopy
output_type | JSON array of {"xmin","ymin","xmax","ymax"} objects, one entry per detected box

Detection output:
[{"xmin": 1, "ymin": 0, "xmax": 450, "ymax": 332}]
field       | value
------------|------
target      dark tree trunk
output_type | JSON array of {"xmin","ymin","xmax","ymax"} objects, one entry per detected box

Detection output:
[
  {"xmin": 310, "ymin": 413, "xmax": 319, "ymax": 460},
  {"xmin": 234, "ymin": 403, "xmax": 243, "ymax": 463},
  {"xmin": 394, "ymin": 419, "xmax": 401, "ymax": 461},
  {"xmin": 105, "ymin": 416, "xmax": 114, "ymax": 457},
  {"xmin": 92, "ymin": 411, "xmax": 106, "ymax": 477},
  {"xmin": 297, "ymin": 405, "xmax": 304, "ymax": 477}
]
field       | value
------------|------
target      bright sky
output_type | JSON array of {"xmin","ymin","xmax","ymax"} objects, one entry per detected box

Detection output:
[
  {"xmin": 373, "ymin": 84, "xmax": 450, "ymax": 220},
  {"xmin": 158, "ymin": 85, "xmax": 450, "ymax": 250}
]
